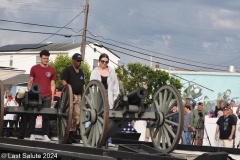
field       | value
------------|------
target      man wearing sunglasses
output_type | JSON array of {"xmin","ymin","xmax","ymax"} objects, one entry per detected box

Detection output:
[
  {"xmin": 61, "ymin": 53, "xmax": 85, "ymax": 144},
  {"xmin": 215, "ymin": 107, "xmax": 236, "ymax": 148}
]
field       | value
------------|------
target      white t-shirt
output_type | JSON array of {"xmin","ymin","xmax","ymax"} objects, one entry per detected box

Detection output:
[
  {"xmin": 4, "ymin": 99, "xmax": 17, "ymax": 120},
  {"xmin": 230, "ymin": 106, "xmax": 238, "ymax": 116}
]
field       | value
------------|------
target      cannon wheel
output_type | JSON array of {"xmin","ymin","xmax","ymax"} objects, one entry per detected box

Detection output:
[
  {"xmin": 57, "ymin": 84, "xmax": 73, "ymax": 144},
  {"xmin": 80, "ymin": 80, "xmax": 109, "ymax": 148},
  {"xmin": 0, "ymin": 80, "xmax": 4, "ymax": 136},
  {"xmin": 150, "ymin": 85, "xmax": 184, "ymax": 153}
]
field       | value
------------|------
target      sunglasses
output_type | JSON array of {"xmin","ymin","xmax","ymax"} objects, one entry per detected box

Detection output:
[
  {"xmin": 223, "ymin": 107, "xmax": 230, "ymax": 110},
  {"xmin": 75, "ymin": 60, "xmax": 81, "ymax": 63},
  {"xmin": 100, "ymin": 60, "xmax": 109, "ymax": 64}
]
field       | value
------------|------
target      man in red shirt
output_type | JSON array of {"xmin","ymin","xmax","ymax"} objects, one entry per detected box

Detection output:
[{"xmin": 18, "ymin": 50, "xmax": 56, "ymax": 141}]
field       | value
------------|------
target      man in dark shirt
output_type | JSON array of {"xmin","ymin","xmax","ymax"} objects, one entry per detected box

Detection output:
[
  {"xmin": 61, "ymin": 53, "xmax": 85, "ymax": 144},
  {"xmin": 215, "ymin": 107, "xmax": 236, "ymax": 148}
]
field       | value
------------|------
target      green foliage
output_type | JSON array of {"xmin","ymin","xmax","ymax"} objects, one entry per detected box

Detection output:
[
  {"xmin": 115, "ymin": 63, "xmax": 183, "ymax": 106},
  {"xmin": 49, "ymin": 54, "xmax": 91, "ymax": 87}
]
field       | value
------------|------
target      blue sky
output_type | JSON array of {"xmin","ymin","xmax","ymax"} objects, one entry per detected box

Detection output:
[{"xmin": 0, "ymin": 0, "xmax": 240, "ymax": 72}]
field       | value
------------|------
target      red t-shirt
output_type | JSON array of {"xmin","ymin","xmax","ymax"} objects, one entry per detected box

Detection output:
[{"xmin": 30, "ymin": 64, "xmax": 56, "ymax": 97}]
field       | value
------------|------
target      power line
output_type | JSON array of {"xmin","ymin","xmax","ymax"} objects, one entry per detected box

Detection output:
[
  {"xmin": 0, "ymin": 19, "xmax": 83, "ymax": 33},
  {"xmin": 0, "ymin": 10, "xmax": 84, "ymax": 59},
  {"xmin": 100, "ymin": 0, "xmax": 240, "ymax": 32},
  {"xmin": 35, "ymin": 10, "xmax": 84, "ymax": 47},
  {"xmin": 0, "ymin": 6, "xmax": 81, "ymax": 14},
  {"xmin": 86, "ymin": 42, "xmax": 119, "ymax": 67},
  {"xmin": 0, "ymin": 27, "xmax": 81, "ymax": 37},
  {"xmin": 171, "ymin": 74, "xmax": 214, "ymax": 92},
  {"xmin": 90, "ymin": 10, "xmax": 238, "ymax": 56},
  {"xmin": 0, "ymin": 0, "xmax": 84, "ymax": 10},
  {"xmin": 106, "ymin": 45, "xmax": 227, "ymax": 72},
  {"xmin": 88, "ymin": 40, "xmax": 191, "ymax": 71},
  {"xmin": 87, "ymin": 36, "xmax": 229, "ymax": 72},
  {"xmin": 87, "ymin": 31, "xmax": 240, "ymax": 70},
  {"xmin": 0, "ymin": 40, "xmax": 83, "ymax": 64}
]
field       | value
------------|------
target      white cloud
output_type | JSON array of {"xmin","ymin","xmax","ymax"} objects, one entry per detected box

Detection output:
[
  {"xmin": 203, "ymin": 42, "xmax": 219, "ymax": 49},
  {"xmin": 210, "ymin": 9, "xmax": 240, "ymax": 29},
  {"xmin": 203, "ymin": 42, "xmax": 211, "ymax": 49},
  {"xmin": 128, "ymin": 8, "xmax": 137, "ymax": 16},
  {"xmin": 162, "ymin": 35, "xmax": 171, "ymax": 46},
  {"xmin": 225, "ymin": 37, "xmax": 235, "ymax": 42}
]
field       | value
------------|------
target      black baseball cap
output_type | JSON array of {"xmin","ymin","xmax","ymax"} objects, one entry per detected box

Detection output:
[{"xmin": 72, "ymin": 53, "xmax": 82, "ymax": 61}]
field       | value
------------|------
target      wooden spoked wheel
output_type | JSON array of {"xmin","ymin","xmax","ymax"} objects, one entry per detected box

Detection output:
[
  {"xmin": 0, "ymin": 80, "xmax": 4, "ymax": 136},
  {"xmin": 57, "ymin": 84, "xmax": 73, "ymax": 144},
  {"xmin": 150, "ymin": 85, "xmax": 184, "ymax": 153},
  {"xmin": 80, "ymin": 80, "xmax": 109, "ymax": 148}
]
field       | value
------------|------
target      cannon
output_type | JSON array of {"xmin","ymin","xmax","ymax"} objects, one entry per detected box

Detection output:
[
  {"xmin": 24, "ymin": 83, "xmax": 42, "ymax": 110},
  {"xmin": 80, "ymin": 80, "xmax": 184, "ymax": 153},
  {"xmin": 0, "ymin": 80, "xmax": 73, "ymax": 144}
]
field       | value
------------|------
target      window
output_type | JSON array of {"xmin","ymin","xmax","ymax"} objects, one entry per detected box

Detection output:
[
  {"xmin": 10, "ymin": 55, "xmax": 13, "ymax": 66},
  {"xmin": 93, "ymin": 59, "xmax": 98, "ymax": 70},
  {"xmin": 36, "ymin": 55, "xmax": 40, "ymax": 64}
]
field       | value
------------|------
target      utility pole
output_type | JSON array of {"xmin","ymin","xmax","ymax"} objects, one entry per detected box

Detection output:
[{"xmin": 80, "ymin": 0, "xmax": 89, "ymax": 61}]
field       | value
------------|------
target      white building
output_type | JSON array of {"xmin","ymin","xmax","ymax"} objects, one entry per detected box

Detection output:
[{"xmin": 0, "ymin": 42, "xmax": 120, "ymax": 74}]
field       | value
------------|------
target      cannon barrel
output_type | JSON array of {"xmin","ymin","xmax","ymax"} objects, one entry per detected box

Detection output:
[
  {"xmin": 28, "ymin": 83, "xmax": 41, "ymax": 100},
  {"xmin": 24, "ymin": 83, "xmax": 42, "ymax": 109},
  {"xmin": 29, "ymin": 83, "xmax": 41, "ymax": 94},
  {"xmin": 126, "ymin": 87, "xmax": 148, "ymax": 104}
]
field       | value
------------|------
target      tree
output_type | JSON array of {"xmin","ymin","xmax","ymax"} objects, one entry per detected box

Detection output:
[
  {"xmin": 115, "ymin": 63, "xmax": 182, "ymax": 105},
  {"xmin": 49, "ymin": 54, "xmax": 91, "ymax": 87}
]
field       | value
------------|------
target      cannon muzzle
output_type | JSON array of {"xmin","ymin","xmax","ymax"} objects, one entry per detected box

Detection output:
[
  {"xmin": 24, "ymin": 83, "xmax": 42, "ymax": 110},
  {"xmin": 127, "ymin": 87, "xmax": 148, "ymax": 104},
  {"xmin": 29, "ymin": 83, "xmax": 41, "ymax": 94}
]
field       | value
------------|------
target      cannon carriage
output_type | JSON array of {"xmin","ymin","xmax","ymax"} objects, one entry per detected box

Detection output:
[
  {"xmin": 80, "ymin": 80, "xmax": 184, "ymax": 153},
  {"xmin": 0, "ymin": 79, "xmax": 184, "ymax": 153},
  {"xmin": 0, "ymin": 80, "xmax": 73, "ymax": 144}
]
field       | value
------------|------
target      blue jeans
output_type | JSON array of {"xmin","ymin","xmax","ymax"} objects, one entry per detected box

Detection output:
[{"xmin": 182, "ymin": 131, "xmax": 191, "ymax": 145}]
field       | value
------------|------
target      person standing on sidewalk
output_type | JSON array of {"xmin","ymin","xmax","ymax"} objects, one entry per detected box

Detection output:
[{"xmin": 61, "ymin": 53, "xmax": 85, "ymax": 144}]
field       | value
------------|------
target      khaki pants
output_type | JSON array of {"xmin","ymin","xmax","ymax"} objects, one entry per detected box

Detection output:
[
  {"xmin": 146, "ymin": 128, "xmax": 158, "ymax": 140},
  {"xmin": 70, "ymin": 94, "xmax": 81, "ymax": 131},
  {"xmin": 195, "ymin": 129, "xmax": 204, "ymax": 140},
  {"xmin": 218, "ymin": 139, "xmax": 232, "ymax": 148},
  {"xmin": 145, "ymin": 128, "xmax": 150, "ymax": 138}
]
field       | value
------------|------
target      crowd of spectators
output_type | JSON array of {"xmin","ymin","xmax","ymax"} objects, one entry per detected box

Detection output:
[{"xmin": 144, "ymin": 97, "xmax": 239, "ymax": 148}]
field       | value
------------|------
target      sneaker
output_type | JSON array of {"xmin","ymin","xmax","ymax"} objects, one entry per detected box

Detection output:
[
  {"xmin": 42, "ymin": 135, "xmax": 51, "ymax": 142},
  {"xmin": 30, "ymin": 134, "xmax": 35, "ymax": 141},
  {"xmin": 51, "ymin": 137, "xmax": 59, "ymax": 141},
  {"xmin": 108, "ymin": 143, "xmax": 115, "ymax": 147}
]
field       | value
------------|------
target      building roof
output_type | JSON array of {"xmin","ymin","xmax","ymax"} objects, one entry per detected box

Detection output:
[
  {"xmin": 23, "ymin": 43, "xmax": 81, "ymax": 52},
  {"xmin": 3, "ymin": 74, "xmax": 29, "ymax": 85},
  {"xmin": 0, "ymin": 44, "xmax": 48, "ymax": 52},
  {"xmin": 0, "ymin": 68, "xmax": 25, "ymax": 81},
  {"xmin": 0, "ymin": 43, "xmax": 81, "ymax": 52},
  {"xmin": 0, "ymin": 42, "xmax": 120, "ymax": 58}
]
